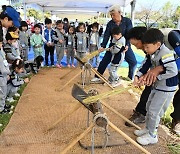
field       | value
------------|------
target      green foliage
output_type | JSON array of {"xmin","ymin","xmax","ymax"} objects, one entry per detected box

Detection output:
[
  {"xmin": 168, "ymin": 143, "xmax": 180, "ymax": 154},
  {"xmin": 27, "ymin": 8, "xmax": 48, "ymax": 22}
]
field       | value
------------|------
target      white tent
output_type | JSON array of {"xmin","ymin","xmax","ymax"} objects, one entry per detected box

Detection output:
[{"xmin": 23, "ymin": 0, "xmax": 135, "ymax": 21}]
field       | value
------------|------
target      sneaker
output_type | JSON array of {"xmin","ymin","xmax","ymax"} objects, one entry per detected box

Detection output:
[
  {"xmin": 134, "ymin": 128, "xmax": 149, "ymax": 137},
  {"xmin": 14, "ymin": 93, "xmax": 20, "ymax": 97},
  {"xmin": 171, "ymin": 119, "xmax": 180, "ymax": 136},
  {"xmin": 4, "ymin": 104, "xmax": 14, "ymax": 110},
  {"xmin": 6, "ymin": 97, "xmax": 15, "ymax": 103},
  {"xmin": 91, "ymin": 77, "xmax": 101, "ymax": 82},
  {"xmin": 136, "ymin": 133, "xmax": 158, "ymax": 145},
  {"xmin": 111, "ymin": 79, "xmax": 121, "ymax": 88},
  {"xmin": 72, "ymin": 64, "xmax": 75, "ymax": 68},
  {"xmin": 0, "ymin": 108, "xmax": 10, "ymax": 114},
  {"xmin": 125, "ymin": 110, "xmax": 145, "ymax": 127},
  {"xmin": 51, "ymin": 65, "xmax": 55, "ymax": 67},
  {"xmin": 67, "ymin": 64, "xmax": 70, "ymax": 68},
  {"xmin": 56, "ymin": 64, "xmax": 61, "ymax": 69}
]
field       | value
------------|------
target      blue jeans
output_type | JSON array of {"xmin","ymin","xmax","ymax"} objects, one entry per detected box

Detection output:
[{"xmin": 95, "ymin": 47, "xmax": 137, "ymax": 79}]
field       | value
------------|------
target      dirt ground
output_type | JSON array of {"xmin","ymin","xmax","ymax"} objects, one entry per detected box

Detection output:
[{"xmin": 0, "ymin": 67, "xmax": 173, "ymax": 154}]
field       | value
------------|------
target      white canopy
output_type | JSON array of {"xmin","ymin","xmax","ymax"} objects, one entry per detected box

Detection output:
[{"xmin": 24, "ymin": 0, "xmax": 133, "ymax": 19}]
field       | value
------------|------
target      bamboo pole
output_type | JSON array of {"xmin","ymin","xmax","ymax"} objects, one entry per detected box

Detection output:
[
  {"xmin": 101, "ymin": 101, "xmax": 141, "ymax": 130},
  {"xmin": 109, "ymin": 121, "xmax": 151, "ymax": 154},
  {"xmin": 91, "ymin": 68, "xmax": 114, "ymax": 90},
  {"xmin": 57, "ymin": 69, "xmax": 83, "ymax": 91},
  {"xmin": 47, "ymin": 103, "xmax": 82, "ymax": 131},
  {"xmin": 60, "ymin": 123, "xmax": 95, "ymax": 154},
  {"xmin": 60, "ymin": 69, "xmax": 77, "ymax": 80}
]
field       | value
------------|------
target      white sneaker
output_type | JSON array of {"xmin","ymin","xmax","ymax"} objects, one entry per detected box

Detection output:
[
  {"xmin": 6, "ymin": 97, "xmax": 15, "ymax": 103},
  {"xmin": 136, "ymin": 133, "xmax": 158, "ymax": 145},
  {"xmin": 111, "ymin": 80, "xmax": 121, "ymax": 88},
  {"xmin": 134, "ymin": 128, "xmax": 149, "ymax": 137},
  {"xmin": 14, "ymin": 93, "xmax": 20, "ymax": 97},
  {"xmin": 91, "ymin": 77, "xmax": 101, "ymax": 82},
  {"xmin": 174, "ymin": 123, "xmax": 180, "ymax": 136}
]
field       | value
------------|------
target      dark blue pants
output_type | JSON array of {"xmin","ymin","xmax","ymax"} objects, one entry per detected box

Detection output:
[
  {"xmin": 95, "ymin": 47, "xmax": 137, "ymax": 79},
  {"xmin": 171, "ymin": 73, "xmax": 180, "ymax": 121}
]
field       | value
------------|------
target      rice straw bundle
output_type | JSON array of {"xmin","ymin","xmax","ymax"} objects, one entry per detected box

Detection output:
[
  {"xmin": 81, "ymin": 50, "xmax": 100, "ymax": 63},
  {"xmin": 83, "ymin": 86, "xmax": 132, "ymax": 104}
]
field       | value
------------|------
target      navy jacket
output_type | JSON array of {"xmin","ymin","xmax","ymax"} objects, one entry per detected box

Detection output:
[
  {"xmin": 44, "ymin": 28, "xmax": 54, "ymax": 43},
  {"xmin": 101, "ymin": 16, "xmax": 132, "ymax": 48}
]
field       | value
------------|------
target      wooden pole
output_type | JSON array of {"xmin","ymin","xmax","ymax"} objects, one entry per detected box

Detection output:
[
  {"xmin": 47, "ymin": 103, "xmax": 82, "ymax": 131},
  {"xmin": 101, "ymin": 101, "xmax": 141, "ymax": 130},
  {"xmin": 91, "ymin": 68, "xmax": 114, "ymax": 90},
  {"xmin": 60, "ymin": 123, "xmax": 94, "ymax": 154},
  {"xmin": 60, "ymin": 69, "xmax": 77, "ymax": 80},
  {"xmin": 57, "ymin": 70, "xmax": 83, "ymax": 91},
  {"xmin": 109, "ymin": 121, "xmax": 151, "ymax": 154}
]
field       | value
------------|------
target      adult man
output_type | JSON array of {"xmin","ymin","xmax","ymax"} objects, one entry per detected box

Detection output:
[{"xmin": 91, "ymin": 5, "xmax": 137, "ymax": 84}]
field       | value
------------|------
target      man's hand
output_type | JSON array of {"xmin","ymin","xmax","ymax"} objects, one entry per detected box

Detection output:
[
  {"xmin": 133, "ymin": 76, "xmax": 140, "ymax": 87},
  {"xmin": 143, "ymin": 66, "xmax": 163, "ymax": 86}
]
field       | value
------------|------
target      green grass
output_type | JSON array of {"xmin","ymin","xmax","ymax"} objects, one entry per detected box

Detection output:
[{"xmin": 168, "ymin": 143, "xmax": 180, "ymax": 154}]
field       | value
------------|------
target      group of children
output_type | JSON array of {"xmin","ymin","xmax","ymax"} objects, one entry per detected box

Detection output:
[
  {"xmin": 1, "ymin": 4, "xmax": 180, "ymax": 148},
  {"xmin": 0, "ymin": 6, "xmax": 30, "ymax": 114}
]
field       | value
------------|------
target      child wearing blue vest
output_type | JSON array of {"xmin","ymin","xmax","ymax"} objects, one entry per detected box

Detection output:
[{"xmin": 44, "ymin": 18, "xmax": 55, "ymax": 67}]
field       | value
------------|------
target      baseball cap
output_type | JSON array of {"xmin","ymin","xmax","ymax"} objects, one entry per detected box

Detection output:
[
  {"xmin": 6, "ymin": 32, "xmax": 19, "ymax": 40},
  {"xmin": 4, "ymin": 6, "xmax": 20, "ymax": 28}
]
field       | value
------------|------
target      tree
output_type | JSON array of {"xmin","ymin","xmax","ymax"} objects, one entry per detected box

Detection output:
[
  {"xmin": 135, "ymin": 1, "xmax": 162, "ymax": 28},
  {"xmin": 27, "ymin": 8, "xmax": 44, "ymax": 22},
  {"xmin": 159, "ymin": 1, "xmax": 175, "ymax": 28}
]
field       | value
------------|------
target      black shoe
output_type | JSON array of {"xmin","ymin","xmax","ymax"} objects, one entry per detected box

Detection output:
[
  {"xmin": 0, "ymin": 108, "xmax": 10, "ymax": 114},
  {"xmin": 4, "ymin": 104, "xmax": 11, "ymax": 109},
  {"xmin": 125, "ymin": 110, "xmax": 145, "ymax": 127}
]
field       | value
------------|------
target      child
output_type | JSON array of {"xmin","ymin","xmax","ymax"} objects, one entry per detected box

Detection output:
[
  {"xmin": 19, "ymin": 21, "xmax": 30, "ymax": 61},
  {"xmin": 108, "ymin": 26, "xmax": 126, "ymax": 87},
  {"xmin": 6, "ymin": 59, "xmax": 29, "ymax": 102},
  {"xmin": 44, "ymin": 18, "xmax": 55, "ymax": 67},
  {"xmin": 0, "ymin": 38, "xmax": 11, "ymax": 114},
  {"xmin": 66, "ymin": 26, "xmax": 75, "ymax": 67},
  {"xmin": 30, "ymin": 24, "xmax": 44, "ymax": 59},
  {"xmin": 53, "ymin": 20, "xmax": 65, "ymax": 68},
  {"xmin": 133, "ymin": 28, "xmax": 178, "ymax": 145},
  {"xmin": 75, "ymin": 22, "xmax": 88, "ymax": 59},
  {"xmin": 89, "ymin": 22, "xmax": 100, "ymax": 68},
  {"xmin": 3, "ymin": 32, "xmax": 20, "ymax": 64},
  {"xmin": 24, "ymin": 55, "xmax": 44, "ymax": 74}
]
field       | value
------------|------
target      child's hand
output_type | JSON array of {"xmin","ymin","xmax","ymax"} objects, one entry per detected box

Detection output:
[
  {"xmin": 7, "ymin": 75, "xmax": 10, "ymax": 81},
  {"xmin": 46, "ymin": 43, "xmax": 51, "ymax": 47},
  {"xmin": 24, "ymin": 78, "xmax": 29, "ymax": 83},
  {"xmin": 98, "ymin": 47, "xmax": 104, "ymax": 53},
  {"xmin": 123, "ymin": 45, "xmax": 128, "ymax": 53},
  {"xmin": 59, "ymin": 40, "xmax": 63, "ymax": 43}
]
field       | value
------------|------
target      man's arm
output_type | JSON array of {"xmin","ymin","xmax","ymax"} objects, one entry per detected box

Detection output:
[{"xmin": 100, "ymin": 22, "xmax": 111, "ymax": 48}]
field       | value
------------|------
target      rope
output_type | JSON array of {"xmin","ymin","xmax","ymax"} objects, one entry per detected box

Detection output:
[{"xmin": 91, "ymin": 127, "xmax": 95, "ymax": 154}]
